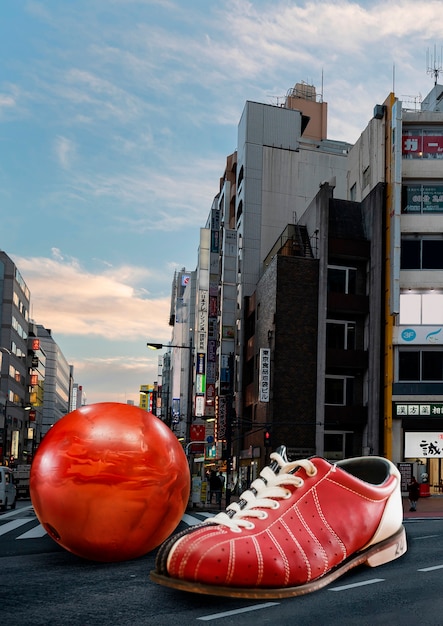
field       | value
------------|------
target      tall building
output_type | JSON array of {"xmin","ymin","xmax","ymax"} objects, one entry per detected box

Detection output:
[
  {"xmin": 348, "ymin": 86, "xmax": 443, "ymax": 487},
  {"xmin": 0, "ymin": 251, "xmax": 32, "ymax": 463},
  {"xmin": 70, "ymin": 382, "xmax": 86, "ymax": 412},
  {"xmin": 165, "ymin": 78, "xmax": 443, "ymax": 494},
  {"xmin": 36, "ymin": 325, "xmax": 73, "ymax": 436}
]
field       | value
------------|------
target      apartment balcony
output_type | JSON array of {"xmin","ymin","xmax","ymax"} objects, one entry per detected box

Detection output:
[
  {"xmin": 327, "ymin": 292, "xmax": 369, "ymax": 316},
  {"xmin": 324, "ymin": 404, "xmax": 368, "ymax": 429},
  {"xmin": 326, "ymin": 348, "xmax": 368, "ymax": 371}
]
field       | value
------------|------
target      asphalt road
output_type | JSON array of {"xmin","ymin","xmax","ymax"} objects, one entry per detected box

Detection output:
[{"xmin": 1, "ymin": 501, "xmax": 443, "ymax": 625}]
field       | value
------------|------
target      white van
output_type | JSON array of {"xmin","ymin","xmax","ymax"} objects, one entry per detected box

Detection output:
[{"xmin": 0, "ymin": 466, "xmax": 17, "ymax": 511}]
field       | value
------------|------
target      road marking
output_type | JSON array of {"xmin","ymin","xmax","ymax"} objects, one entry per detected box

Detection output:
[
  {"xmin": 181, "ymin": 513, "xmax": 215, "ymax": 526},
  {"xmin": 197, "ymin": 602, "xmax": 279, "ymax": 621},
  {"xmin": 415, "ymin": 534, "xmax": 439, "ymax": 540},
  {"xmin": 0, "ymin": 518, "xmax": 31, "ymax": 536},
  {"xmin": 0, "ymin": 504, "xmax": 34, "ymax": 519},
  {"xmin": 181, "ymin": 513, "xmax": 205, "ymax": 526},
  {"xmin": 1, "ymin": 510, "xmax": 213, "ymax": 540},
  {"xmin": 329, "ymin": 578, "xmax": 385, "ymax": 591},
  {"xmin": 417, "ymin": 564, "xmax": 443, "ymax": 572},
  {"xmin": 17, "ymin": 524, "xmax": 47, "ymax": 539}
]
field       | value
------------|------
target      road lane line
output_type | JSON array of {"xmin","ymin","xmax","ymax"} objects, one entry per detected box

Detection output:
[
  {"xmin": 197, "ymin": 602, "xmax": 279, "ymax": 621},
  {"xmin": 415, "ymin": 535, "xmax": 439, "ymax": 540},
  {"xmin": 329, "ymin": 578, "xmax": 385, "ymax": 591},
  {"xmin": 0, "ymin": 518, "xmax": 31, "ymax": 536},
  {"xmin": 418, "ymin": 564, "xmax": 443, "ymax": 572}
]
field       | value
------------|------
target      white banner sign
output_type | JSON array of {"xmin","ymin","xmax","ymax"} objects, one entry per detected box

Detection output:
[{"xmin": 404, "ymin": 431, "xmax": 443, "ymax": 458}]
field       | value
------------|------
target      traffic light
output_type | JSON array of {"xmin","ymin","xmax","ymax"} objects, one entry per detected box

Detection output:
[{"xmin": 264, "ymin": 425, "xmax": 272, "ymax": 447}]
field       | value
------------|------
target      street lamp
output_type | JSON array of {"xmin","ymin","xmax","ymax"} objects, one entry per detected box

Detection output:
[{"xmin": 147, "ymin": 343, "xmax": 192, "ymax": 351}]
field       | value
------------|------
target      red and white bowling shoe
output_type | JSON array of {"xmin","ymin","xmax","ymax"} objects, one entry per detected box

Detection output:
[{"xmin": 151, "ymin": 447, "xmax": 406, "ymax": 598}]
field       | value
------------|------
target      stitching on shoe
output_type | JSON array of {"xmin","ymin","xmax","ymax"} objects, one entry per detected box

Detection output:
[
  {"xmin": 280, "ymin": 516, "xmax": 312, "ymax": 581},
  {"xmin": 292, "ymin": 503, "xmax": 329, "ymax": 577},
  {"xmin": 267, "ymin": 528, "xmax": 292, "ymax": 586},
  {"xmin": 325, "ymin": 477, "xmax": 383, "ymax": 502},
  {"xmin": 311, "ymin": 487, "xmax": 347, "ymax": 560}
]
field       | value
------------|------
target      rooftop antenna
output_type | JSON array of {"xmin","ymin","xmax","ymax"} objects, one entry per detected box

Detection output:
[{"xmin": 427, "ymin": 45, "xmax": 443, "ymax": 86}]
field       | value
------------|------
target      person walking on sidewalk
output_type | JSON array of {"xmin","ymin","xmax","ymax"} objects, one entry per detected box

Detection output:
[
  {"xmin": 209, "ymin": 470, "xmax": 223, "ymax": 508},
  {"xmin": 408, "ymin": 476, "xmax": 420, "ymax": 511}
]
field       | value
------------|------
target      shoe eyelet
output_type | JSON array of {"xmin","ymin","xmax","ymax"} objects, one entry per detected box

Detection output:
[
  {"xmin": 258, "ymin": 511, "xmax": 268, "ymax": 520},
  {"xmin": 245, "ymin": 521, "xmax": 255, "ymax": 530},
  {"xmin": 282, "ymin": 490, "xmax": 292, "ymax": 499},
  {"xmin": 271, "ymin": 501, "xmax": 280, "ymax": 510}
]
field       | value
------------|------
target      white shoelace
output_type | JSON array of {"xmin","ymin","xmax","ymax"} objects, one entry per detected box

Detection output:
[{"xmin": 205, "ymin": 453, "xmax": 318, "ymax": 532}]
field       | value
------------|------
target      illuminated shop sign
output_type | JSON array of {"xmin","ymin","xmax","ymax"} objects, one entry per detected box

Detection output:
[{"xmin": 405, "ymin": 431, "xmax": 443, "ymax": 458}]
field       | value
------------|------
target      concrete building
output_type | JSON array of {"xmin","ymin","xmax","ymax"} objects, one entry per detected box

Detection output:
[
  {"xmin": 347, "ymin": 86, "xmax": 443, "ymax": 488},
  {"xmin": 36, "ymin": 325, "xmax": 73, "ymax": 436},
  {"xmin": 0, "ymin": 252, "xmax": 32, "ymax": 463},
  {"xmin": 70, "ymin": 382, "xmax": 86, "ymax": 412},
  {"xmin": 165, "ymin": 79, "xmax": 443, "ymax": 493}
]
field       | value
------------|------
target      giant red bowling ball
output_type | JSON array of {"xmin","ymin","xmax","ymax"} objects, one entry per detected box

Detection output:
[{"xmin": 30, "ymin": 403, "xmax": 190, "ymax": 562}]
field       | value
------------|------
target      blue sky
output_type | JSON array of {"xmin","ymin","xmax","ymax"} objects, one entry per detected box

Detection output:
[{"xmin": 1, "ymin": 0, "xmax": 441, "ymax": 405}]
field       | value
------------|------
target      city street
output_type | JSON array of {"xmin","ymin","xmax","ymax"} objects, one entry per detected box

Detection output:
[{"xmin": 1, "ymin": 500, "xmax": 443, "ymax": 625}]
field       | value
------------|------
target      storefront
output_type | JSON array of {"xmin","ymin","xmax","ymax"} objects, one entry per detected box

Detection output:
[{"xmin": 394, "ymin": 401, "xmax": 443, "ymax": 492}]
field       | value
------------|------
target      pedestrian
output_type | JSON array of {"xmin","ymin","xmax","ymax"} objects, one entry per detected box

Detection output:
[
  {"xmin": 209, "ymin": 470, "xmax": 222, "ymax": 507},
  {"xmin": 408, "ymin": 476, "xmax": 420, "ymax": 512}
]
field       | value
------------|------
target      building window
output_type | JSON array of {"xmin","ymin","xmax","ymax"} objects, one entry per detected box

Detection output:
[
  {"xmin": 402, "ymin": 128, "xmax": 443, "ymax": 159},
  {"xmin": 326, "ymin": 320, "xmax": 356, "ymax": 350},
  {"xmin": 327, "ymin": 265, "xmax": 357, "ymax": 294},
  {"xmin": 325, "ymin": 376, "xmax": 354, "ymax": 405},
  {"xmin": 402, "ymin": 184, "xmax": 443, "ymax": 213},
  {"xmin": 398, "ymin": 349, "xmax": 443, "ymax": 382},
  {"xmin": 324, "ymin": 431, "xmax": 353, "ymax": 460},
  {"xmin": 400, "ymin": 292, "xmax": 443, "ymax": 324},
  {"xmin": 362, "ymin": 166, "xmax": 370, "ymax": 189},
  {"xmin": 401, "ymin": 237, "xmax": 443, "ymax": 269}
]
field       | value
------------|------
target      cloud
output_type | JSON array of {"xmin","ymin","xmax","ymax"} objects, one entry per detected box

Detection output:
[
  {"xmin": 0, "ymin": 94, "xmax": 15, "ymax": 108},
  {"xmin": 13, "ymin": 252, "xmax": 171, "ymax": 340},
  {"xmin": 54, "ymin": 136, "xmax": 76, "ymax": 169}
]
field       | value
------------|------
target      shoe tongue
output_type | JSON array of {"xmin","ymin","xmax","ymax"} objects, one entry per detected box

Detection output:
[
  {"xmin": 276, "ymin": 445, "xmax": 288, "ymax": 463},
  {"xmin": 269, "ymin": 445, "xmax": 289, "ymax": 474}
]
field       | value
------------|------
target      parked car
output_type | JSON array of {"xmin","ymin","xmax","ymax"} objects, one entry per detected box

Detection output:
[{"xmin": 0, "ymin": 466, "xmax": 17, "ymax": 511}]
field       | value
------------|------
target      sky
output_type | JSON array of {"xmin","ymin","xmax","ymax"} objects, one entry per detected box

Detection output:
[{"xmin": 1, "ymin": 0, "xmax": 442, "ymax": 406}]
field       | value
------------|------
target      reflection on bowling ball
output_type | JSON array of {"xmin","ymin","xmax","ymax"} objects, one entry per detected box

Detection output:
[{"xmin": 30, "ymin": 402, "xmax": 190, "ymax": 562}]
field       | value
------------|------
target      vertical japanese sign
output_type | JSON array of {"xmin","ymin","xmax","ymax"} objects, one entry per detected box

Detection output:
[{"xmin": 259, "ymin": 348, "xmax": 271, "ymax": 403}]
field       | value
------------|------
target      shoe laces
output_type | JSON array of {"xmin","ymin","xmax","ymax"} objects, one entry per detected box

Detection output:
[{"xmin": 205, "ymin": 453, "xmax": 317, "ymax": 532}]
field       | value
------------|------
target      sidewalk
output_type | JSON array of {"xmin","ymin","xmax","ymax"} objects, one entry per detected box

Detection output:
[{"xmin": 403, "ymin": 494, "xmax": 443, "ymax": 519}]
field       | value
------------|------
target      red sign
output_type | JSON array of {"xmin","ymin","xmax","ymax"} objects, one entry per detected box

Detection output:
[
  {"xmin": 31, "ymin": 339, "xmax": 40, "ymax": 350},
  {"xmin": 403, "ymin": 135, "xmax": 443, "ymax": 156},
  {"xmin": 190, "ymin": 424, "xmax": 205, "ymax": 453},
  {"xmin": 29, "ymin": 410, "xmax": 36, "ymax": 421}
]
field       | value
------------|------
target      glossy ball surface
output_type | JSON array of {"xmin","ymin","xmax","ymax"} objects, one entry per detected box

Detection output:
[{"xmin": 30, "ymin": 403, "xmax": 190, "ymax": 562}]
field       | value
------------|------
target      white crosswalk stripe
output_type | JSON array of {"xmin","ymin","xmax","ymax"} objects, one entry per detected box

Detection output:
[
  {"xmin": 17, "ymin": 524, "xmax": 47, "ymax": 539},
  {"xmin": 0, "ymin": 518, "xmax": 31, "ymax": 536},
  {"xmin": 1, "ymin": 510, "xmax": 215, "ymax": 540}
]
